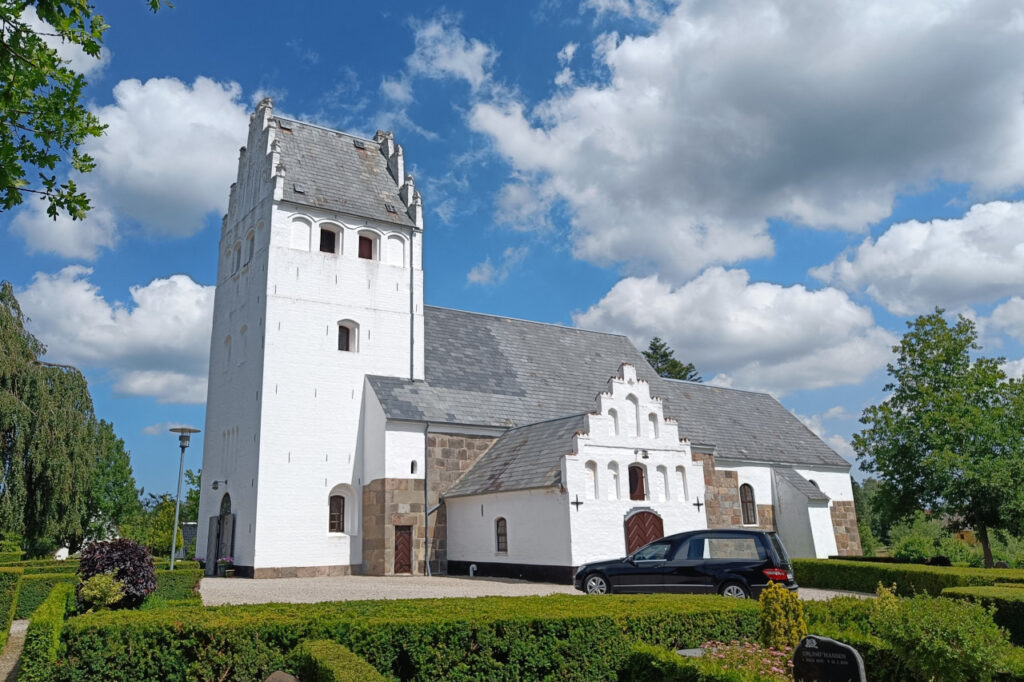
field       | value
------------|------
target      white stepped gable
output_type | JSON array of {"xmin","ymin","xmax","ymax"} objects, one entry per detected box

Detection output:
[{"xmin": 584, "ymin": 363, "xmax": 681, "ymax": 446}]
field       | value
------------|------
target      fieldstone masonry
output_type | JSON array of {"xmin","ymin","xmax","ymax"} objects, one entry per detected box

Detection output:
[
  {"xmin": 427, "ymin": 434, "xmax": 497, "ymax": 574},
  {"xmin": 829, "ymin": 500, "xmax": 862, "ymax": 556},
  {"xmin": 362, "ymin": 478, "xmax": 426, "ymax": 575},
  {"xmin": 692, "ymin": 452, "xmax": 744, "ymax": 527}
]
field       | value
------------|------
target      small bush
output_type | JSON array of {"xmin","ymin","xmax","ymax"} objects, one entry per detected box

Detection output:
[
  {"xmin": 758, "ymin": 582, "xmax": 805, "ymax": 650},
  {"xmin": 290, "ymin": 640, "xmax": 387, "ymax": 681},
  {"xmin": 942, "ymin": 585, "xmax": 1024, "ymax": 646},
  {"xmin": 79, "ymin": 573, "xmax": 125, "ymax": 612},
  {"xmin": 78, "ymin": 539, "xmax": 156, "ymax": 609},
  {"xmin": 149, "ymin": 568, "xmax": 202, "ymax": 603},
  {"xmin": 619, "ymin": 643, "xmax": 776, "ymax": 681},
  {"xmin": 21, "ymin": 582, "xmax": 74, "ymax": 682},
  {"xmin": 869, "ymin": 584, "xmax": 1012, "ymax": 682}
]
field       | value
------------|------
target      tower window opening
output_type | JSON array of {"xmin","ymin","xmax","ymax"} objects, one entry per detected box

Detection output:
[
  {"xmin": 320, "ymin": 228, "xmax": 337, "ymax": 254},
  {"xmin": 338, "ymin": 325, "xmax": 351, "ymax": 351},
  {"xmin": 358, "ymin": 235, "xmax": 373, "ymax": 259}
]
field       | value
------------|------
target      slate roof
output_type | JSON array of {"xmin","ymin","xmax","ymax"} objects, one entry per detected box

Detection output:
[
  {"xmin": 774, "ymin": 468, "xmax": 831, "ymax": 502},
  {"xmin": 273, "ymin": 117, "xmax": 415, "ymax": 227},
  {"xmin": 656, "ymin": 380, "xmax": 848, "ymax": 468},
  {"xmin": 445, "ymin": 414, "xmax": 587, "ymax": 498},
  {"xmin": 368, "ymin": 306, "xmax": 660, "ymax": 427}
]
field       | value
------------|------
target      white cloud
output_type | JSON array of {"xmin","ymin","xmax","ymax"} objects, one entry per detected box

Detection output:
[
  {"xmin": 468, "ymin": 1, "xmax": 1024, "ymax": 280},
  {"xmin": 494, "ymin": 180, "xmax": 556, "ymax": 231},
  {"xmin": 1003, "ymin": 358, "xmax": 1024, "ymax": 379},
  {"xmin": 989, "ymin": 296, "xmax": 1024, "ymax": 343},
  {"xmin": 813, "ymin": 201, "xmax": 1024, "ymax": 314},
  {"xmin": 581, "ymin": 0, "xmax": 667, "ymax": 22},
  {"xmin": 142, "ymin": 421, "xmax": 192, "ymax": 436},
  {"xmin": 9, "ymin": 76, "xmax": 249, "ymax": 258},
  {"xmin": 467, "ymin": 246, "xmax": 529, "ymax": 285},
  {"xmin": 380, "ymin": 75, "xmax": 414, "ymax": 105},
  {"xmin": 794, "ymin": 411, "xmax": 855, "ymax": 462},
  {"xmin": 574, "ymin": 267, "xmax": 896, "ymax": 396},
  {"xmin": 17, "ymin": 266, "xmax": 214, "ymax": 404},
  {"xmin": 407, "ymin": 14, "xmax": 498, "ymax": 91},
  {"xmin": 20, "ymin": 5, "xmax": 109, "ymax": 77},
  {"xmin": 557, "ymin": 42, "xmax": 578, "ymax": 65}
]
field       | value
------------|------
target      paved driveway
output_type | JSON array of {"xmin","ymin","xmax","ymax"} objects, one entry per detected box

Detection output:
[{"xmin": 199, "ymin": 575, "xmax": 867, "ymax": 606}]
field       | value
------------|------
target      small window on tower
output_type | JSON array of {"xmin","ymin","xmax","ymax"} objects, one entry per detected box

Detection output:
[
  {"xmin": 337, "ymin": 320, "xmax": 358, "ymax": 352},
  {"xmin": 358, "ymin": 235, "xmax": 373, "ymax": 259},
  {"xmin": 338, "ymin": 325, "xmax": 350, "ymax": 351},
  {"xmin": 320, "ymin": 228, "xmax": 337, "ymax": 254}
]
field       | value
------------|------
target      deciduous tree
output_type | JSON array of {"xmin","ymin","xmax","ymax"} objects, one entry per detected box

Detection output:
[{"xmin": 853, "ymin": 310, "xmax": 1024, "ymax": 567}]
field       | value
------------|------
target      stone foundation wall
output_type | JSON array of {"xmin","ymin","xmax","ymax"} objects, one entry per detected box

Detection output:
[
  {"xmin": 830, "ymin": 500, "xmax": 862, "ymax": 556},
  {"xmin": 362, "ymin": 478, "xmax": 426, "ymax": 575},
  {"xmin": 426, "ymin": 434, "xmax": 497, "ymax": 574},
  {"xmin": 249, "ymin": 564, "xmax": 357, "ymax": 579}
]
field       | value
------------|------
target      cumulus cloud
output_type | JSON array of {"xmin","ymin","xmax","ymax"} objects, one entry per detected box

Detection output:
[
  {"xmin": 794, "ymin": 411, "xmax": 856, "ymax": 463},
  {"xmin": 17, "ymin": 266, "xmax": 214, "ymax": 404},
  {"xmin": 813, "ymin": 201, "xmax": 1024, "ymax": 314},
  {"xmin": 467, "ymin": 246, "xmax": 529, "ymax": 286},
  {"xmin": 9, "ymin": 76, "xmax": 249, "ymax": 258},
  {"xmin": 19, "ymin": 5, "xmax": 109, "ymax": 77},
  {"xmin": 142, "ymin": 421, "xmax": 193, "ymax": 436},
  {"xmin": 468, "ymin": 1, "xmax": 1024, "ymax": 280},
  {"xmin": 1003, "ymin": 358, "xmax": 1024, "ymax": 379},
  {"xmin": 581, "ymin": 0, "xmax": 668, "ymax": 22},
  {"xmin": 407, "ymin": 14, "xmax": 498, "ymax": 91},
  {"xmin": 574, "ymin": 268, "xmax": 896, "ymax": 396},
  {"xmin": 989, "ymin": 296, "xmax": 1024, "ymax": 343}
]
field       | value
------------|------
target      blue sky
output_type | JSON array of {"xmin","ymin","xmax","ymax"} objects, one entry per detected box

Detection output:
[{"xmin": 3, "ymin": 0, "xmax": 1024, "ymax": 496}]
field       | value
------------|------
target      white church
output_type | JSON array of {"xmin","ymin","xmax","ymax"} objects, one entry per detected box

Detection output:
[{"xmin": 196, "ymin": 100, "xmax": 861, "ymax": 580}]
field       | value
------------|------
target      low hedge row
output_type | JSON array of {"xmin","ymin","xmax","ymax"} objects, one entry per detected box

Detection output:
[
  {"xmin": 619, "ymin": 643, "xmax": 769, "ymax": 681},
  {"xmin": 943, "ymin": 586, "xmax": 1024, "ymax": 646},
  {"xmin": 0, "ymin": 558, "xmax": 199, "ymax": 572},
  {"xmin": 794, "ymin": 558, "xmax": 1024, "ymax": 595},
  {"xmin": 0, "ymin": 551, "xmax": 24, "ymax": 563},
  {"xmin": 21, "ymin": 582, "xmax": 75, "ymax": 682},
  {"xmin": 290, "ymin": 639, "xmax": 387, "ymax": 681},
  {"xmin": 0, "ymin": 567, "xmax": 22, "ymax": 650},
  {"xmin": 56, "ymin": 594, "xmax": 760, "ymax": 681},
  {"xmin": 150, "ymin": 568, "xmax": 203, "ymax": 602},
  {"xmin": 15, "ymin": 568, "xmax": 202, "ymax": 619}
]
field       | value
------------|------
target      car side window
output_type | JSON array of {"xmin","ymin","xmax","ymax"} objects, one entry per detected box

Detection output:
[
  {"xmin": 704, "ymin": 535, "xmax": 768, "ymax": 561},
  {"xmin": 633, "ymin": 540, "xmax": 673, "ymax": 561}
]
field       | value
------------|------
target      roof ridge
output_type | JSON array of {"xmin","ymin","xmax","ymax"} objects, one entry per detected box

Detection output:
[
  {"xmin": 425, "ymin": 305, "xmax": 636, "ymax": 341},
  {"xmin": 273, "ymin": 115, "xmax": 377, "ymax": 143}
]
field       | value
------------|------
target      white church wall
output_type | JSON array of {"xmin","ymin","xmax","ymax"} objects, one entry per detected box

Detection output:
[
  {"xmin": 808, "ymin": 504, "xmax": 839, "ymax": 558},
  {"xmin": 446, "ymin": 489, "xmax": 572, "ymax": 566},
  {"xmin": 384, "ymin": 422, "xmax": 425, "ymax": 480},
  {"xmin": 362, "ymin": 383, "xmax": 387, "ymax": 484},
  {"xmin": 794, "ymin": 468, "xmax": 854, "ymax": 503}
]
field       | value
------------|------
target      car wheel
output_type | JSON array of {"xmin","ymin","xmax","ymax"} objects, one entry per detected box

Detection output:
[
  {"xmin": 584, "ymin": 573, "xmax": 610, "ymax": 595},
  {"xmin": 720, "ymin": 582, "xmax": 749, "ymax": 599}
]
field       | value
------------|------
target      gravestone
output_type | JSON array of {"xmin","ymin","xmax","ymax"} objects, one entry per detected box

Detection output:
[{"xmin": 792, "ymin": 635, "xmax": 866, "ymax": 682}]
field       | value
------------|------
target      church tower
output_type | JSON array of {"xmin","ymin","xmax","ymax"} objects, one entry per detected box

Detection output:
[{"xmin": 196, "ymin": 100, "xmax": 424, "ymax": 576}]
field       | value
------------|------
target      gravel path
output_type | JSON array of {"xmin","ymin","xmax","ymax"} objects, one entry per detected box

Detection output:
[
  {"xmin": 0, "ymin": 620, "xmax": 28, "ymax": 682},
  {"xmin": 200, "ymin": 576, "xmax": 869, "ymax": 606}
]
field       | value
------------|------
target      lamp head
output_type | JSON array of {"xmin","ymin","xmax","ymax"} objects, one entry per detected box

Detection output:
[{"xmin": 169, "ymin": 426, "xmax": 200, "ymax": 448}]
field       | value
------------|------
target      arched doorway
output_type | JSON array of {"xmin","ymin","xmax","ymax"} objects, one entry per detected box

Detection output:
[
  {"xmin": 205, "ymin": 492, "xmax": 235, "ymax": 576},
  {"xmin": 624, "ymin": 510, "xmax": 664, "ymax": 555}
]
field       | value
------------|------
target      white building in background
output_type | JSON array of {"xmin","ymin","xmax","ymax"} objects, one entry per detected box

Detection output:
[{"xmin": 196, "ymin": 100, "xmax": 860, "ymax": 581}]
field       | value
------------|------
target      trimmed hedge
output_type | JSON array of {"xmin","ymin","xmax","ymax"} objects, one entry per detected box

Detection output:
[
  {"xmin": 291, "ymin": 639, "xmax": 387, "ymax": 681},
  {"xmin": 943, "ymin": 585, "xmax": 1024, "ymax": 646},
  {"xmin": 15, "ymin": 572, "xmax": 76, "ymax": 619},
  {"xmin": 151, "ymin": 568, "xmax": 202, "ymax": 602},
  {"xmin": 0, "ymin": 551, "xmax": 24, "ymax": 563},
  {"xmin": 0, "ymin": 567, "xmax": 22, "ymax": 650},
  {"xmin": 55, "ymin": 594, "xmax": 760, "ymax": 681},
  {"xmin": 794, "ymin": 558, "xmax": 1024, "ymax": 595},
  {"xmin": 21, "ymin": 582, "xmax": 74, "ymax": 682},
  {"xmin": 619, "ymin": 643, "xmax": 772, "ymax": 681}
]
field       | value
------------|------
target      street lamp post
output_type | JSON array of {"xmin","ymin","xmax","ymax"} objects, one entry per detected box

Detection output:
[{"xmin": 168, "ymin": 427, "xmax": 200, "ymax": 571}]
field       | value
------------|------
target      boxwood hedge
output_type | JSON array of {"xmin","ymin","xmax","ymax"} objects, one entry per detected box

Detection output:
[
  {"xmin": 21, "ymin": 582, "xmax": 75, "ymax": 682},
  {"xmin": 290, "ymin": 639, "xmax": 387, "ymax": 681},
  {"xmin": 793, "ymin": 558, "xmax": 1024, "ymax": 595},
  {"xmin": 15, "ymin": 572, "xmax": 76, "ymax": 619},
  {"xmin": 0, "ymin": 567, "xmax": 22, "ymax": 650},
  {"xmin": 55, "ymin": 594, "xmax": 759, "ymax": 681},
  {"xmin": 943, "ymin": 585, "xmax": 1024, "ymax": 646}
]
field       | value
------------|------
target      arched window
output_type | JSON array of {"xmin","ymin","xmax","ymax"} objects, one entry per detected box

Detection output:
[
  {"xmin": 319, "ymin": 227, "xmax": 338, "ymax": 254},
  {"xmin": 219, "ymin": 493, "xmax": 232, "ymax": 516},
  {"xmin": 358, "ymin": 230, "xmax": 379, "ymax": 260},
  {"xmin": 675, "ymin": 466, "xmax": 689, "ymax": 501},
  {"xmin": 628, "ymin": 464, "xmax": 647, "ymax": 501},
  {"xmin": 495, "ymin": 517, "xmax": 508, "ymax": 552},
  {"xmin": 245, "ymin": 231, "xmax": 255, "ymax": 264},
  {"xmin": 740, "ymin": 484, "xmax": 757, "ymax": 525},
  {"xmin": 607, "ymin": 462, "xmax": 620, "ymax": 500},
  {"xmin": 627, "ymin": 394, "xmax": 641, "ymax": 436},
  {"xmin": 337, "ymin": 320, "xmax": 358, "ymax": 352},
  {"xmin": 608, "ymin": 408, "xmax": 619, "ymax": 436},
  {"xmin": 657, "ymin": 465, "xmax": 669, "ymax": 502},
  {"xmin": 648, "ymin": 413, "xmax": 659, "ymax": 438},
  {"xmin": 808, "ymin": 479, "xmax": 819, "ymax": 489},
  {"xmin": 584, "ymin": 461, "xmax": 598, "ymax": 500},
  {"xmin": 329, "ymin": 495, "xmax": 345, "ymax": 533},
  {"xmin": 290, "ymin": 217, "xmax": 312, "ymax": 250},
  {"xmin": 386, "ymin": 234, "xmax": 406, "ymax": 266},
  {"xmin": 411, "ymin": 460, "xmax": 418, "ymax": 475},
  {"xmin": 232, "ymin": 243, "xmax": 241, "ymax": 273}
]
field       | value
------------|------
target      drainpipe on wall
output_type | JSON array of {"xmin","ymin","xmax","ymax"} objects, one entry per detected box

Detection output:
[{"xmin": 424, "ymin": 421, "xmax": 431, "ymax": 577}]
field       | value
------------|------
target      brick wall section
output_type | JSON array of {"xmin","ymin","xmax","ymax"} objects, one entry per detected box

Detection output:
[
  {"xmin": 362, "ymin": 478, "xmax": 426, "ymax": 575},
  {"xmin": 692, "ymin": 452, "xmax": 743, "ymax": 527},
  {"xmin": 426, "ymin": 434, "xmax": 497, "ymax": 574},
  {"xmin": 756, "ymin": 504, "xmax": 776, "ymax": 531},
  {"xmin": 830, "ymin": 500, "xmax": 862, "ymax": 556}
]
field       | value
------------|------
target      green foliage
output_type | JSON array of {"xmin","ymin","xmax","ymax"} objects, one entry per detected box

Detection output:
[
  {"xmin": 943, "ymin": 585, "xmax": 1024, "ymax": 646},
  {"xmin": 854, "ymin": 310, "xmax": 1024, "ymax": 567},
  {"xmin": 78, "ymin": 538, "xmax": 156, "ymax": 608},
  {"xmin": 120, "ymin": 493, "xmax": 184, "ymax": 557},
  {"xmin": 0, "ymin": 283, "xmax": 140, "ymax": 556},
  {"xmin": 15, "ymin": 571, "xmax": 75, "ymax": 619},
  {"xmin": 0, "ymin": 0, "xmax": 167, "ymax": 219},
  {"xmin": 869, "ymin": 583, "xmax": 1011, "ymax": 682},
  {"xmin": 0, "ymin": 567, "xmax": 22, "ymax": 651},
  {"xmin": 21, "ymin": 581, "xmax": 74, "ymax": 682},
  {"xmin": 889, "ymin": 511, "xmax": 948, "ymax": 562},
  {"xmin": 757, "ymin": 582, "xmax": 806, "ymax": 650},
  {"xmin": 149, "ymin": 568, "xmax": 201, "ymax": 603},
  {"xmin": 78, "ymin": 572, "xmax": 124, "ymax": 612},
  {"xmin": 794, "ymin": 558, "xmax": 1024, "ymax": 596},
  {"xmin": 643, "ymin": 337, "xmax": 702, "ymax": 382},
  {"xmin": 290, "ymin": 640, "xmax": 387, "ymax": 682},
  {"xmin": 619, "ymin": 643, "xmax": 778, "ymax": 681},
  {"xmin": 0, "ymin": 550, "xmax": 23, "ymax": 562},
  {"xmin": 54, "ymin": 594, "xmax": 759, "ymax": 681}
]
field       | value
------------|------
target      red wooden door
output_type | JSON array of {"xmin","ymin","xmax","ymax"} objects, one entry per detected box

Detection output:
[
  {"xmin": 624, "ymin": 511, "xmax": 664, "ymax": 554},
  {"xmin": 394, "ymin": 526, "xmax": 412, "ymax": 573}
]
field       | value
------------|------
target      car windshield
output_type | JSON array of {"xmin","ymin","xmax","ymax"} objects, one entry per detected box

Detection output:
[
  {"xmin": 632, "ymin": 541, "xmax": 672, "ymax": 561},
  {"xmin": 769, "ymin": 533, "xmax": 792, "ymax": 567}
]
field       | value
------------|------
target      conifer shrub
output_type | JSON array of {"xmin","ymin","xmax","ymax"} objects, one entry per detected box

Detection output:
[
  {"xmin": 79, "ymin": 573, "xmax": 125, "ymax": 612},
  {"xmin": 77, "ymin": 539, "xmax": 156, "ymax": 609},
  {"xmin": 757, "ymin": 581, "xmax": 806, "ymax": 650}
]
